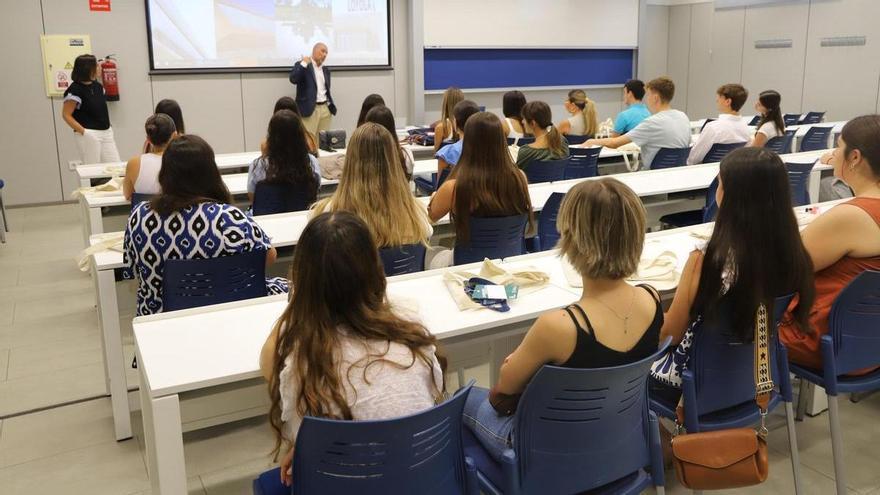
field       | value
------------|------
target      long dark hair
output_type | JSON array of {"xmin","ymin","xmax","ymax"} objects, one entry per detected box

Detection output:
[
  {"xmin": 273, "ymin": 96, "xmax": 301, "ymax": 116},
  {"xmin": 263, "ymin": 110, "xmax": 319, "ymax": 199},
  {"xmin": 502, "ymin": 90, "xmax": 527, "ymax": 124},
  {"xmin": 267, "ymin": 212, "xmax": 444, "ymax": 456},
  {"xmin": 452, "ymin": 112, "xmax": 533, "ymax": 242},
  {"xmin": 757, "ymin": 90, "xmax": 784, "ymax": 136},
  {"xmin": 144, "ymin": 113, "xmax": 176, "ymax": 148},
  {"xmin": 151, "ymin": 135, "xmax": 231, "ymax": 216},
  {"xmin": 522, "ymin": 101, "xmax": 566, "ymax": 157},
  {"xmin": 364, "ymin": 105, "xmax": 410, "ymax": 180},
  {"xmin": 154, "ymin": 99, "xmax": 185, "ymax": 134},
  {"xmin": 357, "ymin": 94, "xmax": 386, "ymax": 127},
  {"xmin": 691, "ymin": 147, "xmax": 814, "ymax": 341}
]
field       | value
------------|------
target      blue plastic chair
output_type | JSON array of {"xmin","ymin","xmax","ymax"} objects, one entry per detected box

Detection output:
[
  {"xmin": 252, "ymin": 182, "xmax": 316, "ymax": 215},
  {"xmin": 799, "ymin": 126, "xmax": 834, "ymax": 152},
  {"xmin": 253, "ymin": 384, "xmax": 478, "ymax": 495},
  {"xmin": 790, "ymin": 271, "xmax": 880, "ymax": 495},
  {"xmin": 748, "ymin": 115, "xmax": 761, "ymax": 126},
  {"xmin": 563, "ymin": 134, "xmax": 590, "ymax": 145},
  {"xmin": 784, "ymin": 114, "xmax": 802, "ymax": 127},
  {"xmin": 799, "ymin": 111, "xmax": 825, "ymax": 124},
  {"xmin": 516, "ymin": 136, "xmax": 535, "ymax": 146},
  {"xmin": 786, "ymin": 161, "xmax": 816, "ymax": 206},
  {"xmin": 415, "ymin": 166, "xmax": 452, "ymax": 196},
  {"xmin": 161, "ymin": 251, "xmax": 268, "ymax": 311},
  {"xmin": 702, "ymin": 141, "xmax": 747, "ymax": 163},
  {"xmin": 699, "ymin": 118, "xmax": 716, "ymax": 133},
  {"xmin": 464, "ymin": 341, "xmax": 670, "ymax": 495},
  {"xmin": 454, "ymin": 215, "xmax": 527, "ymax": 265},
  {"xmin": 659, "ymin": 176, "xmax": 719, "ymax": 228},
  {"xmin": 650, "ymin": 295, "xmax": 803, "ymax": 493},
  {"xmin": 0, "ymin": 178, "xmax": 6, "ymax": 244},
  {"xmin": 565, "ymin": 147, "xmax": 601, "ymax": 179},
  {"xmin": 526, "ymin": 192, "xmax": 564, "ymax": 252},
  {"xmin": 649, "ymin": 147, "xmax": 691, "ymax": 169},
  {"xmin": 130, "ymin": 192, "xmax": 155, "ymax": 212},
  {"xmin": 379, "ymin": 243, "xmax": 426, "ymax": 276},
  {"xmin": 524, "ymin": 158, "xmax": 568, "ymax": 184},
  {"xmin": 766, "ymin": 129, "xmax": 797, "ymax": 155}
]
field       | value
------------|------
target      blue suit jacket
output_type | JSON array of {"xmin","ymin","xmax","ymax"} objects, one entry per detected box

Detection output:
[{"xmin": 288, "ymin": 61, "xmax": 336, "ymax": 118}]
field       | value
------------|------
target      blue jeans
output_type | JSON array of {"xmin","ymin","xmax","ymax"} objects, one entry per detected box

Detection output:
[{"xmin": 462, "ymin": 387, "xmax": 515, "ymax": 463}]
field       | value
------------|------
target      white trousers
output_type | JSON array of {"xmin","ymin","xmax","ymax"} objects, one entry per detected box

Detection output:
[{"xmin": 74, "ymin": 127, "xmax": 121, "ymax": 164}]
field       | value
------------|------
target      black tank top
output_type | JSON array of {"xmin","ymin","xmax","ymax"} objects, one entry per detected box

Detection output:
[{"xmin": 560, "ymin": 285, "xmax": 663, "ymax": 369}]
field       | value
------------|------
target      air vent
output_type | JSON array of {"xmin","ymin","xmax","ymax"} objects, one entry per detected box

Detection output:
[
  {"xmin": 820, "ymin": 36, "xmax": 867, "ymax": 47},
  {"xmin": 755, "ymin": 39, "xmax": 792, "ymax": 49}
]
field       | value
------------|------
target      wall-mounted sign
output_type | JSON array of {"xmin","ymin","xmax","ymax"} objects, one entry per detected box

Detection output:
[{"xmin": 40, "ymin": 35, "xmax": 93, "ymax": 97}]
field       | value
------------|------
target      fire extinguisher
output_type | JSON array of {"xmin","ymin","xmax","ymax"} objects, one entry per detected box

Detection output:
[{"xmin": 100, "ymin": 55, "xmax": 120, "ymax": 102}]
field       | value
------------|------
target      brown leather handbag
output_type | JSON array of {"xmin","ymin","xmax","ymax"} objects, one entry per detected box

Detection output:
[{"xmin": 670, "ymin": 304, "xmax": 773, "ymax": 490}]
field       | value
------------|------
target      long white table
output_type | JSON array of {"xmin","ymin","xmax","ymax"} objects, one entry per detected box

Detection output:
[{"xmin": 133, "ymin": 197, "xmax": 844, "ymax": 494}]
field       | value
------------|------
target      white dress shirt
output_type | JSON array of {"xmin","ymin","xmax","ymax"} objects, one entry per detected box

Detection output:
[
  {"xmin": 312, "ymin": 63, "xmax": 327, "ymax": 103},
  {"xmin": 687, "ymin": 113, "xmax": 752, "ymax": 164}
]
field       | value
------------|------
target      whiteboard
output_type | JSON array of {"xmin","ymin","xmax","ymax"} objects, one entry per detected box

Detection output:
[{"xmin": 424, "ymin": 0, "xmax": 639, "ymax": 48}]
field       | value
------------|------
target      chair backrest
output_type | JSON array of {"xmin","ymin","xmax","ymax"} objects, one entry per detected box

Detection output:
[
  {"xmin": 292, "ymin": 385, "xmax": 474, "ymax": 495},
  {"xmin": 700, "ymin": 118, "xmax": 716, "ymax": 133},
  {"xmin": 516, "ymin": 136, "xmax": 536, "ymax": 146},
  {"xmin": 525, "ymin": 158, "xmax": 568, "ymax": 184},
  {"xmin": 564, "ymin": 134, "xmax": 590, "ymax": 145},
  {"xmin": 252, "ymin": 181, "xmax": 316, "ymax": 216},
  {"xmin": 684, "ymin": 295, "xmax": 793, "ymax": 429},
  {"xmin": 454, "ymin": 215, "xmax": 527, "ymax": 265},
  {"xmin": 650, "ymin": 147, "xmax": 691, "ymax": 169},
  {"xmin": 379, "ymin": 243, "xmax": 427, "ymax": 276},
  {"xmin": 512, "ymin": 342, "xmax": 670, "ymax": 494},
  {"xmin": 748, "ymin": 115, "xmax": 761, "ymax": 126},
  {"xmin": 765, "ymin": 129, "xmax": 796, "ymax": 155},
  {"xmin": 162, "ymin": 251, "xmax": 268, "ymax": 311},
  {"xmin": 130, "ymin": 192, "xmax": 155, "ymax": 212},
  {"xmin": 828, "ymin": 270, "xmax": 880, "ymax": 375},
  {"xmin": 785, "ymin": 161, "xmax": 815, "ymax": 206},
  {"xmin": 783, "ymin": 114, "xmax": 801, "ymax": 127},
  {"xmin": 565, "ymin": 147, "xmax": 601, "ymax": 179},
  {"xmin": 799, "ymin": 125, "xmax": 833, "ymax": 152},
  {"xmin": 702, "ymin": 176, "xmax": 720, "ymax": 223},
  {"xmin": 536, "ymin": 192, "xmax": 565, "ymax": 251},
  {"xmin": 800, "ymin": 111, "xmax": 825, "ymax": 124},
  {"xmin": 702, "ymin": 142, "xmax": 747, "ymax": 163}
]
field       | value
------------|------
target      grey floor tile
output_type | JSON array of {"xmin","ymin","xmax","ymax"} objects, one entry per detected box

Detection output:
[
  {"xmin": 0, "ymin": 348, "xmax": 8, "ymax": 381},
  {"xmin": 12, "ymin": 291, "xmax": 95, "ymax": 324},
  {"xmin": 5, "ymin": 335, "xmax": 103, "ymax": 380},
  {"xmin": 0, "ymin": 310, "xmax": 99, "ymax": 350},
  {"xmin": 0, "ymin": 362, "xmax": 106, "ymax": 416},
  {"xmin": 200, "ymin": 457, "xmax": 275, "ymax": 495},
  {"xmin": 126, "ymin": 477, "xmax": 206, "ymax": 495}
]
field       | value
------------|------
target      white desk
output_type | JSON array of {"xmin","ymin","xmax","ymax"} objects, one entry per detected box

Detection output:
[{"xmin": 75, "ymin": 152, "xmax": 264, "ymax": 188}]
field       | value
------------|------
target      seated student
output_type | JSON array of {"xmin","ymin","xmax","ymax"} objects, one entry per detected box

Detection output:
[
  {"xmin": 500, "ymin": 90, "xmax": 527, "ymax": 139},
  {"xmin": 247, "ymin": 109, "xmax": 321, "ymax": 207},
  {"xmin": 124, "ymin": 135, "xmax": 288, "ymax": 316},
  {"xmin": 356, "ymin": 93, "xmax": 385, "ymax": 127},
  {"xmin": 364, "ymin": 105, "xmax": 415, "ymax": 180},
  {"xmin": 583, "ymin": 77, "xmax": 691, "ymax": 170},
  {"xmin": 263, "ymin": 96, "xmax": 318, "ymax": 155},
  {"xmin": 780, "ymin": 116, "xmax": 880, "ymax": 372},
  {"xmin": 435, "ymin": 100, "xmax": 481, "ymax": 175},
  {"xmin": 556, "ymin": 89, "xmax": 598, "ymax": 137},
  {"xmin": 428, "ymin": 112, "xmax": 532, "ymax": 267},
  {"xmin": 312, "ymin": 123, "xmax": 432, "ymax": 249},
  {"xmin": 260, "ymin": 211, "xmax": 445, "ymax": 488},
  {"xmin": 433, "ymin": 87, "xmax": 465, "ymax": 152},
  {"xmin": 462, "ymin": 178, "xmax": 662, "ymax": 461},
  {"xmin": 124, "ymin": 113, "xmax": 176, "ymax": 201},
  {"xmin": 612, "ymin": 79, "xmax": 651, "ymax": 137},
  {"xmin": 515, "ymin": 101, "xmax": 570, "ymax": 170},
  {"xmin": 687, "ymin": 83, "xmax": 752, "ymax": 164},
  {"xmin": 650, "ymin": 147, "xmax": 814, "ymax": 404},
  {"xmin": 144, "ymin": 99, "xmax": 185, "ymax": 153},
  {"xmin": 749, "ymin": 90, "xmax": 785, "ymax": 148}
]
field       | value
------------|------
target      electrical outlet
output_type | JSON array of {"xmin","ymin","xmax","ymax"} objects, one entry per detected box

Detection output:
[{"xmin": 68, "ymin": 160, "xmax": 82, "ymax": 171}]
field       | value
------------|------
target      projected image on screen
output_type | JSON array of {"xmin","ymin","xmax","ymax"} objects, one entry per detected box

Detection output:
[{"xmin": 146, "ymin": 0, "xmax": 391, "ymax": 71}]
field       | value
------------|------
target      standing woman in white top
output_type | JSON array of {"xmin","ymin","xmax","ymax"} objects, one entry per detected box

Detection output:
[
  {"xmin": 433, "ymin": 87, "xmax": 465, "ymax": 151},
  {"xmin": 501, "ymin": 90, "xmax": 527, "ymax": 139},
  {"xmin": 750, "ymin": 90, "xmax": 785, "ymax": 147},
  {"xmin": 260, "ymin": 211, "xmax": 445, "ymax": 487},
  {"xmin": 123, "ymin": 114, "xmax": 177, "ymax": 201},
  {"xmin": 556, "ymin": 89, "xmax": 599, "ymax": 137},
  {"xmin": 61, "ymin": 55, "xmax": 121, "ymax": 164}
]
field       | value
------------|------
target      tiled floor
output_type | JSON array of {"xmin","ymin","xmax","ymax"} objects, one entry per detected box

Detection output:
[{"xmin": 0, "ymin": 203, "xmax": 878, "ymax": 494}]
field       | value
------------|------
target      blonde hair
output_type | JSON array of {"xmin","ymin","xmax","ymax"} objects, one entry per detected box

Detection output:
[
  {"xmin": 440, "ymin": 87, "xmax": 465, "ymax": 140},
  {"xmin": 567, "ymin": 89, "xmax": 599, "ymax": 137},
  {"xmin": 312, "ymin": 123, "xmax": 430, "ymax": 247},
  {"xmin": 557, "ymin": 178, "xmax": 646, "ymax": 279}
]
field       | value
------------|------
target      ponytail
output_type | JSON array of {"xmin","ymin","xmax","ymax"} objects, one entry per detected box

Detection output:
[
  {"xmin": 546, "ymin": 126, "xmax": 566, "ymax": 158},
  {"xmin": 757, "ymin": 90, "xmax": 785, "ymax": 136},
  {"xmin": 582, "ymin": 98, "xmax": 598, "ymax": 138}
]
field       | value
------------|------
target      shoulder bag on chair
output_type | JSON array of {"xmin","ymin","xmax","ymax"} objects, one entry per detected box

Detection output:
[{"xmin": 670, "ymin": 304, "xmax": 772, "ymax": 490}]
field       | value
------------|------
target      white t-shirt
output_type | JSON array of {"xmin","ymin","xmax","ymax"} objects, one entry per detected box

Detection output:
[
  {"xmin": 687, "ymin": 114, "xmax": 753, "ymax": 165},
  {"xmin": 566, "ymin": 114, "xmax": 587, "ymax": 136},
  {"xmin": 756, "ymin": 121, "xmax": 783, "ymax": 140},
  {"xmin": 312, "ymin": 63, "xmax": 328, "ymax": 103},
  {"xmin": 626, "ymin": 109, "xmax": 692, "ymax": 170}
]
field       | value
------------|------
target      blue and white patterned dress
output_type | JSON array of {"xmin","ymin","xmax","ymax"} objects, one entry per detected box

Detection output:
[{"xmin": 124, "ymin": 201, "xmax": 288, "ymax": 316}]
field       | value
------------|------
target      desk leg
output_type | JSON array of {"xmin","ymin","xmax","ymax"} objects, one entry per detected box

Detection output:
[
  {"xmin": 95, "ymin": 266, "xmax": 132, "ymax": 440},
  {"xmin": 80, "ymin": 196, "xmax": 92, "ymax": 246},
  {"xmin": 140, "ymin": 374, "xmax": 187, "ymax": 495},
  {"xmin": 80, "ymin": 178, "xmax": 90, "ymax": 188},
  {"xmin": 805, "ymin": 382, "xmax": 829, "ymax": 416},
  {"xmin": 809, "ymin": 168, "xmax": 821, "ymax": 203},
  {"xmin": 90, "ymin": 205, "xmax": 103, "ymax": 237}
]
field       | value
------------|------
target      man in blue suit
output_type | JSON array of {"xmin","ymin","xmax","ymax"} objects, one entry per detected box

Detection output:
[{"xmin": 289, "ymin": 42, "xmax": 336, "ymax": 139}]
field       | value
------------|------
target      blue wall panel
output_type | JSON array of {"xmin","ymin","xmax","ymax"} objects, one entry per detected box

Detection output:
[{"xmin": 424, "ymin": 48, "xmax": 634, "ymax": 91}]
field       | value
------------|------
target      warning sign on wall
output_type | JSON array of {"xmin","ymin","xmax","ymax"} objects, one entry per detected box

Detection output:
[
  {"xmin": 40, "ymin": 35, "xmax": 93, "ymax": 97},
  {"xmin": 89, "ymin": 0, "xmax": 111, "ymax": 12}
]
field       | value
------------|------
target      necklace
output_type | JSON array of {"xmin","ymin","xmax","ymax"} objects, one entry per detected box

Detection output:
[{"xmin": 585, "ymin": 286, "xmax": 637, "ymax": 334}]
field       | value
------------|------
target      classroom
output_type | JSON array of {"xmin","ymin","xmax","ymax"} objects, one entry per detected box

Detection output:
[{"xmin": 1, "ymin": 0, "xmax": 880, "ymax": 494}]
